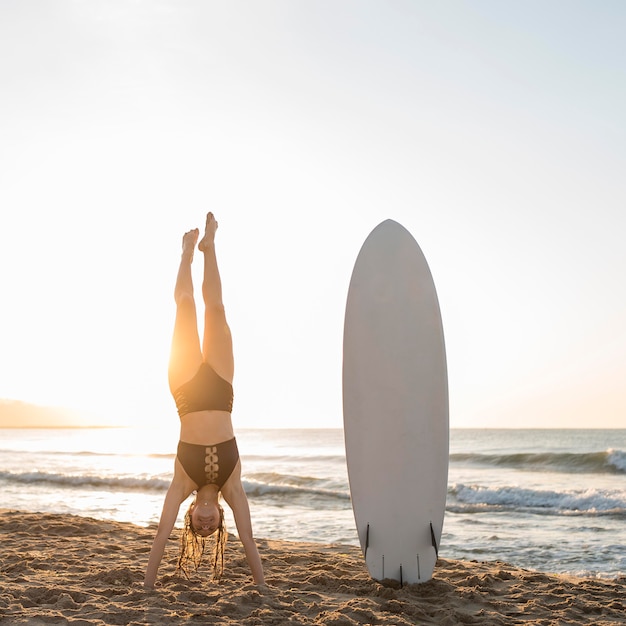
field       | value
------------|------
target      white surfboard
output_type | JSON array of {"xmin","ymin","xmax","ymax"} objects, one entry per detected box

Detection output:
[{"xmin": 342, "ymin": 219, "xmax": 449, "ymax": 584}]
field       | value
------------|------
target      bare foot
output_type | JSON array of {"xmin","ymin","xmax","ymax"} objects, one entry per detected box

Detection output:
[
  {"xmin": 182, "ymin": 228, "xmax": 199, "ymax": 261},
  {"xmin": 198, "ymin": 212, "xmax": 218, "ymax": 252}
]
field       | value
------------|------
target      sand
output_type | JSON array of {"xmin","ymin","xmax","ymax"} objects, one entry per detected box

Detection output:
[{"xmin": 0, "ymin": 510, "xmax": 624, "ymax": 625}]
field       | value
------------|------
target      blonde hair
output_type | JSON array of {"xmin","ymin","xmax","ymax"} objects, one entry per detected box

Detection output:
[{"xmin": 177, "ymin": 500, "xmax": 228, "ymax": 580}]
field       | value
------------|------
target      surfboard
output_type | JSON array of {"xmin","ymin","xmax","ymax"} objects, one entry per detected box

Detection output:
[{"xmin": 342, "ymin": 219, "xmax": 449, "ymax": 584}]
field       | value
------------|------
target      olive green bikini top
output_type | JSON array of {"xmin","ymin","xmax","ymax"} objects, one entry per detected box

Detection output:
[{"xmin": 173, "ymin": 362, "xmax": 233, "ymax": 417}]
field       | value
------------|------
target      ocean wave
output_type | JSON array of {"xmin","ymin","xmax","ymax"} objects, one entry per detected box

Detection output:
[
  {"xmin": 448, "ymin": 483, "xmax": 626, "ymax": 518},
  {"xmin": 242, "ymin": 473, "xmax": 350, "ymax": 503},
  {"xmin": 0, "ymin": 468, "xmax": 350, "ymax": 504},
  {"xmin": 450, "ymin": 449, "xmax": 626, "ymax": 475},
  {"xmin": 0, "ymin": 448, "xmax": 176, "ymax": 461},
  {"xmin": 0, "ymin": 470, "xmax": 170, "ymax": 492},
  {"xmin": 243, "ymin": 453, "xmax": 347, "ymax": 463}
]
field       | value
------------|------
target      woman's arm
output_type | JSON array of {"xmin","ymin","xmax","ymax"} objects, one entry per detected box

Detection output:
[
  {"xmin": 144, "ymin": 481, "xmax": 186, "ymax": 589},
  {"xmin": 223, "ymin": 480, "xmax": 265, "ymax": 585}
]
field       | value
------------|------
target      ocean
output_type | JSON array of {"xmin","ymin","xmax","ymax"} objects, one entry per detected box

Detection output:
[{"xmin": 1, "ymin": 427, "xmax": 624, "ymax": 580}]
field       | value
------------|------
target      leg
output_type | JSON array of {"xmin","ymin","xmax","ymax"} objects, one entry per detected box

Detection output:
[
  {"xmin": 199, "ymin": 213, "xmax": 234, "ymax": 384},
  {"xmin": 168, "ymin": 229, "xmax": 203, "ymax": 393}
]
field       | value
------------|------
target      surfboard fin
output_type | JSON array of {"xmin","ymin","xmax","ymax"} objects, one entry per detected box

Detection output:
[
  {"xmin": 430, "ymin": 521, "xmax": 439, "ymax": 559},
  {"xmin": 364, "ymin": 523, "xmax": 370, "ymax": 559}
]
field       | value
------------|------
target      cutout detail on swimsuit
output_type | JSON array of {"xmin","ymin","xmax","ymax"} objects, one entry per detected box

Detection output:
[{"xmin": 177, "ymin": 438, "xmax": 239, "ymax": 489}]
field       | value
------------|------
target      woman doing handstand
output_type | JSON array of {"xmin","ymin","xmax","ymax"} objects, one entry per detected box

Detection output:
[{"xmin": 144, "ymin": 212, "xmax": 264, "ymax": 588}]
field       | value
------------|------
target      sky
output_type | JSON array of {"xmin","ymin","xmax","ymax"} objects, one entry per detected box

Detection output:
[{"xmin": 1, "ymin": 0, "xmax": 625, "ymax": 429}]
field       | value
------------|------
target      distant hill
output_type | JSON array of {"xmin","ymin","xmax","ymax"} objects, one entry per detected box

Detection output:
[{"xmin": 0, "ymin": 399, "xmax": 105, "ymax": 428}]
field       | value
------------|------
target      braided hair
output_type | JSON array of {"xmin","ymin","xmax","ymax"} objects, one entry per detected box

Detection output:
[{"xmin": 177, "ymin": 499, "xmax": 228, "ymax": 581}]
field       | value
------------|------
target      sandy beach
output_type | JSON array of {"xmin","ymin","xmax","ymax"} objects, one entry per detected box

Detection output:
[{"xmin": 1, "ymin": 510, "xmax": 623, "ymax": 626}]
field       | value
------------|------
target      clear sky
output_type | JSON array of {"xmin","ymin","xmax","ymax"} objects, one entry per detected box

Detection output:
[{"xmin": 1, "ymin": 1, "xmax": 625, "ymax": 429}]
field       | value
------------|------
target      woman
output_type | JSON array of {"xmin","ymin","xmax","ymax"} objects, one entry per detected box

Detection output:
[{"xmin": 144, "ymin": 212, "xmax": 264, "ymax": 588}]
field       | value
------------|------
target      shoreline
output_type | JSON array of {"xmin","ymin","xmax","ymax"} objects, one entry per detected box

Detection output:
[{"xmin": 1, "ymin": 510, "xmax": 624, "ymax": 625}]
